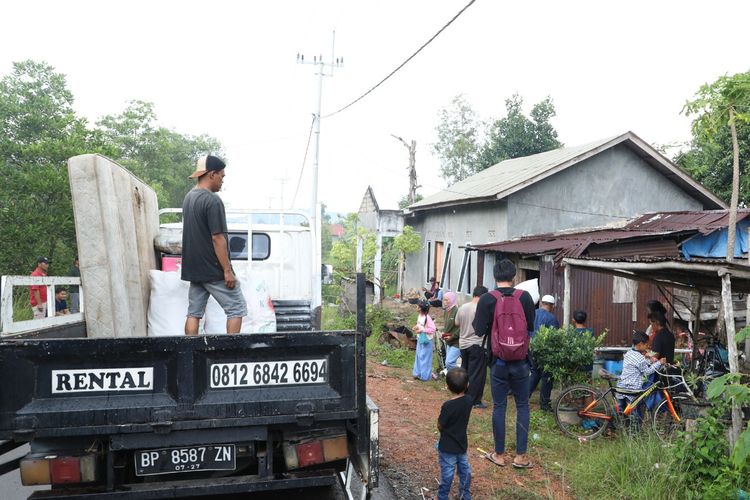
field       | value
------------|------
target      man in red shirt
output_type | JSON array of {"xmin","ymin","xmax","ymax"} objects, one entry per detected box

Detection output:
[{"xmin": 30, "ymin": 257, "xmax": 50, "ymax": 319}]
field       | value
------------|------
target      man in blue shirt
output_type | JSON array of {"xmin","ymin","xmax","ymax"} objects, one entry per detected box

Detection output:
[{"xmin": 529, "ymin": 295, "xmax": 559, "ymax": 412}]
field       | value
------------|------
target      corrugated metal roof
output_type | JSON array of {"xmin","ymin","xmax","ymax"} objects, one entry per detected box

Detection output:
[
  {"xmin": 469, "ymin": 209, "xmax": 749, "ymax": 261},
  {"xmin": 408, "ymin": 132, "xmax": 726, "ymax": 211},
  {"xmin": 409, "ymin": 135, "xmax": 620, "ymax": 210},
  {"xmin": 625, "ymin": 210, "xmax": 750, "ymax": 234}
]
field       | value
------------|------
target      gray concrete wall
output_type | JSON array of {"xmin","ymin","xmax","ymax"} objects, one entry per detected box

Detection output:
[
  {"xmin": 404, "ymin": 144, "xmax": 704, "ymax": 295},
  {"xmin": 403, "ymin": 201, "xmax": 507, "ymax": 299},
  {"xmin": 507, "ymin": 144, "xmax": 703, "ymax": 237}
]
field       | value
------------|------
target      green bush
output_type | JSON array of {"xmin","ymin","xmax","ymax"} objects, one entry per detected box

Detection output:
[
  {"xmin": 530, "ymin": 326, "xmax": 604, "ymax": 386},
  {"xmin": 672, "ymin": 401, "xmax": 749, "ymax": 499}
]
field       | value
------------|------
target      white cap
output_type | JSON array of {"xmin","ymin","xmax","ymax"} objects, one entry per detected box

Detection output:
[{"xmin": 541, "ymin": 294, "xmax": 556, "ymax": 305}]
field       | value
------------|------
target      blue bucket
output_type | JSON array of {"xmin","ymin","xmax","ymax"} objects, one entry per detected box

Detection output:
[{"xmin": 603, "ymin": 360, "xmax": 623, "ymax": 376}]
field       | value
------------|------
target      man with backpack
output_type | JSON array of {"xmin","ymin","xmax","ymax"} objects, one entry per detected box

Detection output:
[{"xmin": 473, "ymin": 259, "xmax": 536, "ymax": 469}]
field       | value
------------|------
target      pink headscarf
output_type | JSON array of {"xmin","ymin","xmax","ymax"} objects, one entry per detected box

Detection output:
[{"xmin": 442, "ymin": 291, "xmax": 458, "ymax": 311}]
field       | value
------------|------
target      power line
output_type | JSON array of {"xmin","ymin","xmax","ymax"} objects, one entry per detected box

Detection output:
[
  {"xmin": 291, "ymin": 115, "xmax": 316, "ymax": 207},
  {"xmin": 322, "ymin": 0, "xmax": 478, "ymax": 119}
]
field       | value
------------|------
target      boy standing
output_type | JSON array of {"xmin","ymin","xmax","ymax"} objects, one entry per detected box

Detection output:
[{"xmin": 437, "ymin": 368, "xmax": 473, "ymax": 500}]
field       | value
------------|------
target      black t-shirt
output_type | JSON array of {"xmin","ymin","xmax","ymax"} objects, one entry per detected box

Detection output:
[
  {"xmin": 181, "ymin": 189, "xmax": 229, "ymax": 283},
  {"xmin": 438, "ymin": 394, "xmax": 473, "ymax": 454},
  {"xmin": 55, "ymin": 299, "xmax": 68, "ymax": 312},
  {"xmin": 652, "ymin": 328, "xmax": 675, "ymax": 364}
]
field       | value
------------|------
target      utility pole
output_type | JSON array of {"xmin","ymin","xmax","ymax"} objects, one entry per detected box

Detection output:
[
  {"xmin": 297, "ymin": 34, "xmax": 343, "ymax": 321},
  {"xmin": 391, "ymin": 134, "xmax": 418, "ymax": 299},
  {"xmin": 391, "ymin": 134, "xmax": 419, "ymax": 205}
]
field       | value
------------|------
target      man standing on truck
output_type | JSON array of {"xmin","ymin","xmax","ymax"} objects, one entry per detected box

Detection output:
[
  {"xmin": 181, "ymin": 155, "xmax": 247, "ymax": 336},
  {"xmin": 29, "ymin": 256, "xmax": 50, "ymax": 319}
]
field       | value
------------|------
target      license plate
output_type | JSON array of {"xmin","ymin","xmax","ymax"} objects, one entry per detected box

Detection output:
[
  {"xmin": 209, "ymin": 359, "xmax": 328, "ymax": 389},
  {"xmin": 134, "ymin": 444, "xmax": 236, "ymax": 476}
]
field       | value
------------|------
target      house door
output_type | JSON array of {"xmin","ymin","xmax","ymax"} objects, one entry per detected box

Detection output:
[{"xmin": 434, "ymin": 242, "xmax": 444, "ymax": 285}]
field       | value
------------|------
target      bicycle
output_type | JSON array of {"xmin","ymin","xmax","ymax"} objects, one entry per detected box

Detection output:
[{"xmin": 553, "ymin": 363, "xmax": 696, "ymax": 441}]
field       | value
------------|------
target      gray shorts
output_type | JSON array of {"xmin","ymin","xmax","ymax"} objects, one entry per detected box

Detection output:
[{"xmin": 188, "ymin": 280, "xmax": 247, "ymax": 319}]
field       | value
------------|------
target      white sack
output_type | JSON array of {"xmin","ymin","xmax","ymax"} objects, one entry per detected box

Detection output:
[
  {"xmin": 203, "ymin": 277, "xmax": 277, "ymax": 334},
  {"xmin": 147, "ymin": 270, "xmax": 190, "ymax": 336},
  {"xmin": 515, "ymin": 278, "xmax": 540, "ymax": 305}
]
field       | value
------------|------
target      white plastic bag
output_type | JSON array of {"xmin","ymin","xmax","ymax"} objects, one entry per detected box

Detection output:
[
  {"xmin": 203, "ymin": 277, "xmax": 277, "ymax": 334},
  {"xmin": 147, "ymin": 270, "xmax": 190, "ymax": 336}
]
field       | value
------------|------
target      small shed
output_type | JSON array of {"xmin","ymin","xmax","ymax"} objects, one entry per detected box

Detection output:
[{"xmin": 467, "ymin": 210, "xmax": 750, "ymax": 345}]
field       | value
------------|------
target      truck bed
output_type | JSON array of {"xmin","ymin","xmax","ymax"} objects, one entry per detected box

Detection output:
[{"xmin": 0, "ymin": 332, "xmax": 358, "ymax": 440}]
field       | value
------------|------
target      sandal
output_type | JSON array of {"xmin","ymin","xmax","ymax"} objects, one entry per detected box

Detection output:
[
  {"xmin": 512, "ymin": 460, "xmax": 534, "ymax": 469},
  {"xmin": 484, "ymin": 452, "xmax": 505, "ymax": 467}
]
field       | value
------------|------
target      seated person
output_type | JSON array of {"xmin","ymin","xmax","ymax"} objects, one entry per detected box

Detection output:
[
  {"xmin": 616, "ymin": 331, "xmax": 666, "ymax": 421},
  {"xmin": 422, "ymin": 277, "xmax": 440, "ymax": 300},
  {"xmin": 429, "ymin": 288, "xmax": 444, "ymax": 308},
  {"xmin": 55, "ymin": 289, "xmax": 70, "ymax": 316}
]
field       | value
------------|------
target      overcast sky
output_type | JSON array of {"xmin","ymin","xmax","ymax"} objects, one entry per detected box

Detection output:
[{"xmin": 1, "ymin": 0, "xmax": 748, "ymax": 214}]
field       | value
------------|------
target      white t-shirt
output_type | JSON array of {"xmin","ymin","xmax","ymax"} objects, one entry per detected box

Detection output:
[{"xmin": 456, "ymin": 301, "xmax": 482, "ymax": 349}]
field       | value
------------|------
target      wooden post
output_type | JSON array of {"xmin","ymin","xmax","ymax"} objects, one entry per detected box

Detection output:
[
  {"xmin": 693, "ymin": 290, "xmax": 702, "ymax": 371},
  {"xmin": 563, "ymin": 263, "xmax": 571, "ymax": 327},
  {"xmin": 719, "ymin": 271, "xmax": 743, "ymax": 447}
]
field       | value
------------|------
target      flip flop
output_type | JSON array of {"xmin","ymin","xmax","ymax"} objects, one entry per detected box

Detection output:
[
  {"xmin": 512, "ymin": 461, "xmax": 534, "ymax": 469},
  {"xmin": 484, "ymin": 452, "xmax": 505, "ymax": 467}
]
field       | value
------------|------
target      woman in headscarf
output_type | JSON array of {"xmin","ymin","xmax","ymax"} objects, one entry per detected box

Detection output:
[{"xmin": 441, "ymin": 291, "xmax": 462, "ymax": 372}]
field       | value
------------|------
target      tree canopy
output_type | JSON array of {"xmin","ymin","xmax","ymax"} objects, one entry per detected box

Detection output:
[
  {"xmin": 677, "ymin": 71, "xmax": 750, "ymax": 206},
  {"xmin": 0, "ymin": 60, "xmax": 223, "ymax": 275},
  {"xmin": 432, "ymin": 93, "xmax": 562, "ymax": 185}
]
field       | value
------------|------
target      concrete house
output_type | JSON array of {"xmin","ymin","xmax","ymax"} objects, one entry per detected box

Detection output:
[{"xmin": 402, "ymin": 132, "xmax": 726, "ymax": 296}]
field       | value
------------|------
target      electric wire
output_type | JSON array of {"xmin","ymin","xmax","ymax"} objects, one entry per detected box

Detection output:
[
  {"xmin": 322, "ymin": 0, "xmax": 478, "ymax": 119},
  {"xmin": 291, "ymin": 115, "xmax": 316, "ymax": 207}
]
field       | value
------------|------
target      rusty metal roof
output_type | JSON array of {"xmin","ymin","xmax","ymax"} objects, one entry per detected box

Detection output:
[
  {"xmin": 469, "ymin": 209, "xmax": 750, "ymax": 261},
  {"xmin": 625, "ymin": 209, "xmax": 750, "ymax": 234}
]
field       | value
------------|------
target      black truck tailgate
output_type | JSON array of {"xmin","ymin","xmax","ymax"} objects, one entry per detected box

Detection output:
[{"xmin": 0, "ymin": 332, "xmax": 358, "ymax": 439}]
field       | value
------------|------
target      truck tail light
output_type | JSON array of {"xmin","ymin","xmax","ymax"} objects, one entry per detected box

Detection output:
[
  {"xmin": 50, "ymin": 457, "xmax": 81, "ymax": 484},
  {"xmin": 21, "ymin": 453, "xmax": 97, "ymax": 486},
  {"xmin": 283, "ymin": 433, "xmax": 348, "ymax": 470},
  {"xmin": 20, "ymin": 458, "xmax": 51, "ymax": 486}
]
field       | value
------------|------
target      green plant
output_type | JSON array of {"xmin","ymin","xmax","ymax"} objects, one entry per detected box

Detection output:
[
  {"xmin": 568, "ymin": 433, "xmax": 689, "ymax": 500},
  {"xmin": 672, "ymin": 401, "xmax": 749, "ymax": 499},
  {"xmin": 530, "ymin": 326, "xmax": 605, "ymax": 387}
]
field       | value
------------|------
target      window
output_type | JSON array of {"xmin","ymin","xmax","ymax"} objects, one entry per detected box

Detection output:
[
  {"xmin": 457, "ymin": 247, "xmax": 472, "ymax": 294},
  {"xmin": 228, "ymin": 233, "xmax": 271, "ymax": 261},
  {"xmin": 426, "ymin": 241, "xmax": 432, "ymax": 282},
  {"xmin": 440, "ymin": 242, "xmax": 452, "ymax": 289}
]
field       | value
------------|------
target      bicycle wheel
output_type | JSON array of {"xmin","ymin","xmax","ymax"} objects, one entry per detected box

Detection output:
[
  {"xmin": 554, "ymin": 385, "xmax": 612, "ymax": 440},
  {"xmin": 653, "ymin": 397, "xmax": 684, "ymax": 442}
]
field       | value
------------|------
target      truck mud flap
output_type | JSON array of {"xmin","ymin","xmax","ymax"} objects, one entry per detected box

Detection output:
[{"xmin": 28, "ymin": 470, "xmax": 338, "ymax": 499}]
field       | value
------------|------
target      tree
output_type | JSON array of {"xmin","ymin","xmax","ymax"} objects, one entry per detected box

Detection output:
[
  {"xmin": 478, "ymin": 94, "xmax": 562, "ymax": 168},
  {"xmin": 432, "ymin": 94, "xmax": 482, "ymax": 184},
  {"xmin": 682, "ymin": 70, "xmax": 750, "ymax": 449},
  {"xmin": 96, "ymin": 100, "xmax": 223, "ymax": 208},
  {"xmin": 398, "ymin": 193, "xmax": 423, "ymax": 209},
  {"xmin": 0, "ymin": 60, "xmax": 106, "ymax": 275},
  {"xmin": 679, "ymin": 72, "xmax": 750, "ymax": 212}
]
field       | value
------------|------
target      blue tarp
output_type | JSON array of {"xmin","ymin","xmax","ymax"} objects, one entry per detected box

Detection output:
[{"xmin": 681, "ymin": 220, "xmax": 750, "ymax": 260}]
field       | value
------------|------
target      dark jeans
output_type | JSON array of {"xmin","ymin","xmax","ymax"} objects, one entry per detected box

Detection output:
[
  {"xmin": 529, "ymin": 356, "xmax": 552, "ymax": 409},
  {"xmin": 460, "ymin": 344, "xmax": 487, "ymax": 405},
  {"xmin": 490, "ymin": 359, "xmax": 531, "ymax": 455},
  {"xmin": 438, "ymin": 451, "xmax": 471, "ymax": 500}
]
